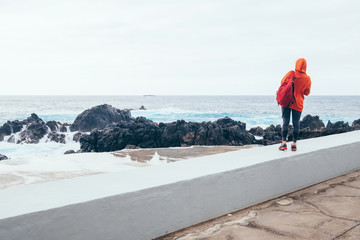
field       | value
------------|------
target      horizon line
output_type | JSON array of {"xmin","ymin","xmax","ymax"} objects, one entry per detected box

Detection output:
[{"xmin": 1, "ymin": 94, "xmax": 360, "ymax": 97}]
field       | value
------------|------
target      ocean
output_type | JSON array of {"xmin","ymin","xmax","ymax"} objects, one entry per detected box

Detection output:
[{"xmin": 1, "ymin": 95, "xmax": 360, "ymax": 158}]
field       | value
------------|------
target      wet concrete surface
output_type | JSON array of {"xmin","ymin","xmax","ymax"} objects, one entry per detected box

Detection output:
[
  {"xmin": 112, "ymin": 145, "xmax": 256, "ymax": 162},
  {"xmin": 1, "ymin": 146, "xmax": 257, "ymax": 189},
  {"xmin": 157, "ymin": 169, "xmax": 360, "ymax": 240}
]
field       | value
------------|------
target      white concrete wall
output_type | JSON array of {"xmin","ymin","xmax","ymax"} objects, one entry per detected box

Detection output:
[{"xmin": 1, "ymin": 131, "xmax": 360, "ymax": 240}]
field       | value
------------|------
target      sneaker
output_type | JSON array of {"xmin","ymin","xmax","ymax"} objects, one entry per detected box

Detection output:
[
  {"xmin": 291, "ymin": 144, "xmax": 297, "ymax": 151},
  {"xmin": 279, "ymin": 143, "xmax": 287, "ymax": 151}
]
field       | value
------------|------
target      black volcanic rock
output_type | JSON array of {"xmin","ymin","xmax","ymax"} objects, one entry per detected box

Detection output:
[
  {"xmin": 0, "ymin": 115, "xmax": 46, "ymax": 141},
  {"xmin": 80, "ymin": 116, "xmax": 255, "ymax": 152},
  {"xmin": 249, "ymin": 126, "xmax": 264, "ymax": 136},
  {"xmin": 18, "ymin": 114, "xmax": 48, "ymax": 144},
  {"xmin": 0, "ymin": 123, "xmax": 12, "ymax": 141},
  {"xmin": 59, "ymin": 124, "xmax": 68, "ymax": 132},
  {"xmin": 259, "ymin": 115, "xmax": 355, "ymax": 144},
  {"xmin": 72, "ymin": 132, "xmax": 83, "ymax": 142},
  {"xmin": 46, "ymin": 121, "xmax": 59, "ymax": 132},
  {"xmin": 322, "ymin": 120, "xmax": 353, "ymax": 136},
  {"xmin": 46, "ymin": 121, "xmax": 69, "ymax": 133},
  {"xmin": 298, "ymin": 127, "xmax": 323, "ymax": 139},
  {"xmin": 0, "ymin": 154, "xmax": 8, "ymax": 161},
  {"xmin": 26, "ymin": 113, "xmax": 41, "ymax": 123},
  {"xmin": 80, "ymin": 117, "xmax": 162, "ymax": 152},
  {"xmin": 0, "ymin": 120, "xmax": 24, "ymax": 141},
  {"xmin": 0, "ymin": 113, "xmax": 71, "ymax": 144},
  {"xmin": 207, "ymin": 117, "xmax": 251, "ymax": 145},
  {"xmin": 300, "ymin": 115, "xmax": 325, "ymax": 130},
  {"xmin": 160, "ymin": 120, "xmax": 199, "ymax": 147},
  {"xmin": 262, "ymin": 124, "xmax": 282, "ymax": 145},
  {"xmin": 326, "ymin": 120, "xmax": 351, "ymax": 130},
  {"xmin": 352, "ymin": 119, "xmax": 360, "ymax": 130},
  {"xmin": 47, "ymin": 132, "xmax": 66, "ymax": 144},
  {"xmin": 64, "ymin": 150, "xmax": 76, "ymax": 154},
  {"xmin": 70, "ymin": 104, "xmax": 132, "ymax": 132}
]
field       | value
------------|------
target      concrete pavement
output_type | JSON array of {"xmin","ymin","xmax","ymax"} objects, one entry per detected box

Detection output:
[{"xmin": 157, "ymin": 169, "xmax": 360, "ymax": 240}]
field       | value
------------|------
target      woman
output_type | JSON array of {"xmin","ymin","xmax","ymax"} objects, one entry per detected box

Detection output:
[{"xmin": 279, "ymin": 58, "xmax": 311, "ymax": 151}]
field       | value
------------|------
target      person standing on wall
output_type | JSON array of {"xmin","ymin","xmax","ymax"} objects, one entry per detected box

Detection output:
[{"xmin": 279, "ymin": 58, "xmax": 312, "ymax": 151}]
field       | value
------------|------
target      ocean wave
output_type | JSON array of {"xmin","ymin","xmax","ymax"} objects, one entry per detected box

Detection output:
[
  {"xmin": 132, "ymin": 108, "xmax": 282, "ymax": 129},
  {"xmin": 38, "ymin": 114, "xmax": 78, "ymax": 124}
]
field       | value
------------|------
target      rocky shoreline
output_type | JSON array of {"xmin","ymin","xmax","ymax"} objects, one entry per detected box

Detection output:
[{"xmin": 1, "ymin": 104, "xmax": 360, "ymax": 159}]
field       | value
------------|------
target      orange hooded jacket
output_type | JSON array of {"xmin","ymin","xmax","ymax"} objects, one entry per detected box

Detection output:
[{"xmin": 281, "ymin": 58, "xmax": 311, "ymax": 112}]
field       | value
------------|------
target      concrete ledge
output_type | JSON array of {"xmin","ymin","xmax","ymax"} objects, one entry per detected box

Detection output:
[{"xmin": 1, "ymin": 131, "xmax": 360, "ymax": 240}]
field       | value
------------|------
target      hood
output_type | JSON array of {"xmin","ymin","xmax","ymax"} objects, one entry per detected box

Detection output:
[{"xmin": 295, "ymin": 58, "xmax": 307, "ymax": 73}]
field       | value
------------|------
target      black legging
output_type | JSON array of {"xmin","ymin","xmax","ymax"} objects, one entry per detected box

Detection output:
[{"xmin": 282, "ymin": 107, "xmax": 302, "ymax": 142}]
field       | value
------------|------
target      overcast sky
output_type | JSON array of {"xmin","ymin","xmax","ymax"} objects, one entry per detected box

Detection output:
[{"xmin": 1, "ymin": 0, "xmax": 359, "ymax": 95}]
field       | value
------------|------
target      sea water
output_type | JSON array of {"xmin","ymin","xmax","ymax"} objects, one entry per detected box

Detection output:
[{"xmin": 1, "ymin": 95, "xmax": 360, "ymax": 158}]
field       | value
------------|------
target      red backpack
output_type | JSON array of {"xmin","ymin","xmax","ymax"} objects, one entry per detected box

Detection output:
[{"xmin": 276, "ymin": 70, "xmax": 295, "ymax": 108}]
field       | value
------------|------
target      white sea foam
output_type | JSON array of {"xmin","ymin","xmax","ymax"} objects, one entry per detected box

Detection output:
[
  {"xmin": 132, "ymin": 107, "xmax": 282, "ymax": 128},
  {"xmin": 149, "ymin": 151, "xmax": 167, "ymax": 165},
  {"xmin": 0, "ymin": 151, "xmax": 145, "ymax": 189},
  {"xmin": 0, "ymin": 131, "xmax": 81, "ymax": 159}
]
